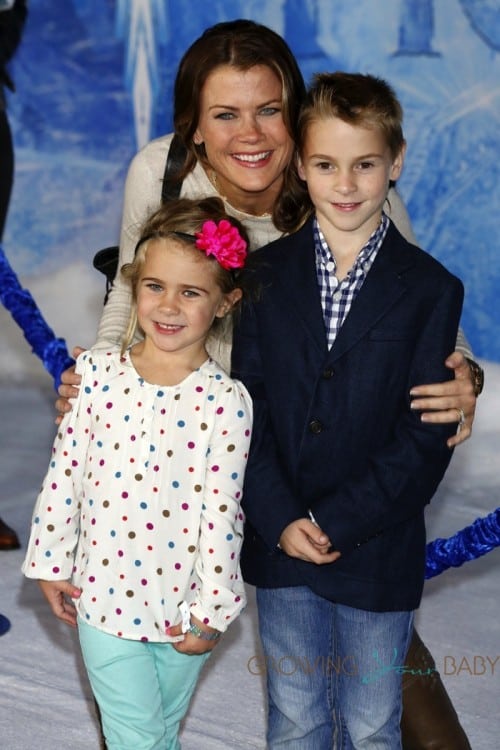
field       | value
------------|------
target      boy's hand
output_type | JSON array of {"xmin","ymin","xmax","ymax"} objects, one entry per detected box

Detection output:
[
  {"xmin": 410, "ymin": 351, "xmax": 476, "ymax": 448},
  {"xmin": 37, "ymin": 579, "xmax": 81, "ymax": 628},
  {"xmin": 279, "ymin": 518, "xmax": 341, "ymax": 565}
]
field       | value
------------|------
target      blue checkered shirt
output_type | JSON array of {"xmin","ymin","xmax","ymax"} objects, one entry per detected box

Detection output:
[{"xmin": 314, "ymin": 214, "xmax": 389, "ymax": 349}]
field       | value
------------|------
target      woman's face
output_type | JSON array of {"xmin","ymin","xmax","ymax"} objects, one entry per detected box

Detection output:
[{"xmin": 194, "ymin": 65, "xmax": 295, "ymax": 216}]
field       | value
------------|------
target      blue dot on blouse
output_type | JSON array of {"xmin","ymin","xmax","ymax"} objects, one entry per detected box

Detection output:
[
  {"xmin": 134, "ymin": 618, "xmax": 141, "ymax": 625},
  {"xmin": 140, "ymin": 502, "xmax": 147, "ymax": 509},
  {"xmin": 172, "ymin": 481, "xmax": 179, "ymax": 488},
  {"xmin": 177, "ymin": 420, "xmax": 185, "ymax": 427},
  {"xmin": 134, "ymin": 560, "xmax": 142, "ymax": 567},
  {"xmin": 168, "ymin": 541, "xmax": 175, "ymax": 549}
]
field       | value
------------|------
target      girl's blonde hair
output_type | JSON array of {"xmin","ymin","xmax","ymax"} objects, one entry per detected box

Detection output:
[{"xmin": 120, "ymin": 196, "xmax": 249, "ymax": 353}]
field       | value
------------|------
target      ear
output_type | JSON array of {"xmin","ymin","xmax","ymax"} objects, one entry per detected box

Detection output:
[
  {"xmin": 390, "ymin": 142, "xmax": 406, "ymax": 182},
  {"xmin": 297, "ymin": 154, "xmax": 307, "ymax": 182},
  {"xmin": 193, "ymin": 128, "xmax": 204, "ymax": 146},
  {"xmin": 216, "ymin": 288, "xmax": 243, "ymax": 318}
]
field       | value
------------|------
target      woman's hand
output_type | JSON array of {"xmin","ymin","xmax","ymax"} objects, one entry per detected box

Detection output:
[
  {"xmin": 410, "ymin": 351, "xmax": 477, "ymax": 448},
  {"xmin": 54, "ymin": 346, "xmax": 85, "ymax": 423},
  {"xmin": 167, "ymin": 614, "xmax": 220, "ymax": 655},
  {"xmin": 38, "ymin": 579, "xmax": 81, "ymax": 628}
]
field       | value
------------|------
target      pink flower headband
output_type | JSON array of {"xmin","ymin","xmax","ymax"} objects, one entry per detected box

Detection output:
[{"xmin": 194, "ymin": 219, "xmax": 247, "ymax": 270}]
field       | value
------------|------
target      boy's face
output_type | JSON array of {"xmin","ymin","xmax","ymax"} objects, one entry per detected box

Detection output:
[{"xmin": 298, "ymin": 116, "xmax": 405, "ymax": 249}]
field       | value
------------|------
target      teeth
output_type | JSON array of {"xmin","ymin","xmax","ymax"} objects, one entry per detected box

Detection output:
[{"xmin": 234, "ymin": 151, "xmax": 271, "ymax": 163}]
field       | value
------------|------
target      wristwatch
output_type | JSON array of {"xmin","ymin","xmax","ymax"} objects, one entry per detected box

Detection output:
[{"xmin": 465, "ymin": 357, "xmax": 484, "ymax": 397}]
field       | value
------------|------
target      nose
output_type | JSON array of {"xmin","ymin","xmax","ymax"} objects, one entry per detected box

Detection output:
[
  {"xmin": 237, "ymin": 114, "xmax": 262, "ymax": 141},
  {"xmin": 158, "ymin": 291, "xmax": 179, "ymax": 314},
  {"xmin": 334, "ymin": 170, "xmax": 356, "ymax": 195}
]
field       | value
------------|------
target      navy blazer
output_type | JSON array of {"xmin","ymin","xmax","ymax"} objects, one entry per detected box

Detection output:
[{"xmin": 232, "ymin": 218, "xmax": 464, "ymax": 612}]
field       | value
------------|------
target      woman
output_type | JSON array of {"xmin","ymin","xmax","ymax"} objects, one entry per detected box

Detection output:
[{"xmin": 58, "ymin": 19, "xmax": 475, "ymax": 749}]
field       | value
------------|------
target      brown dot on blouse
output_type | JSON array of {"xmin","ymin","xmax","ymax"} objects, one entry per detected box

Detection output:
[
  {"xmin": 103, "ymin": 500, "xmax": 110, "ymax": 508},
  {"xmin": 214, "ymin": 565, "xmax": 223, "ymax": 574},
  {"xmin": 219, "ymin": 505, "xmax": 228, "ymax": 512},
  {"xmin": 167, "ymin": 450, "xmax": 173, "ymax": 457},
  {"xmin": 156, "ymin": 568, "xmax": 163, "ymax": 575},
  {"xmin": 188, "ymin": 545, "xmax": 196, "ymax": 553},
  {"xmin": 194, "ymin": 484, "xmax": 202, "ymax": 493},
  {"xmin": 64, "ymin": 468, "xmax": 72, "ymax": 476},
  {"xmin": 126, "ymin": 590, "xmax": 134, "ymax": 598},
  {"xmin": 100, "ymin": 616, "xmax": 106, "ymax": 623},
  {"xmin": 47, "ymin": 524, "xmax": 55, "ymax": 532},
  {"xmin": 162, "ymin": 509, "xmax": 170, "ymax": 518},
  {"xmin": 135, "ymin": 474, "xmax": 143, "ymax": 481},
  {"xmin": 114, "ymin": 443, "xmax": 120, "ymax": 450},
  {"xmin": 128, "ymin": 531, "xmax": 136, "ymax": 539},
  {"xmin": 227, "ymin": 444, "xmax": 235, "ymax": 452},
  {"xmin": 102, "ymin": 559, "xmax": 109, "ymax": 566},
  {"xmin": 200, "ymin": 422, "xmax": 208, "ymax": 431},
  {"xmin": 124, "ymin": 388, "xmax": 130, "ymax": 395},
  {"xmin": 174, "ymin": 394, "xmax": 180, "ymax": 400}
]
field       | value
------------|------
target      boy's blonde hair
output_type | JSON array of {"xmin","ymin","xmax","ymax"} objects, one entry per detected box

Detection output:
[
  {"xmin": 298, "ymin": 72, "xmax": 405, "ymax": 161},
  {"xmin": 120, "ymin": 196, "xmax": 249, "ymax": 353}
]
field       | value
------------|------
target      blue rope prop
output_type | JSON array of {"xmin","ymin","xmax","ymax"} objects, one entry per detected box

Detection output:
[
  {"xmin": 0, "ymin": 244, "xmax": 74, "ymax": 388},
  {"xmin": 425, "ymin": 507, "xmax": 500, "ymax": 579},
  {"xmin": 1, "ymin": 242, "xmax": 499, "ymax": 576}
]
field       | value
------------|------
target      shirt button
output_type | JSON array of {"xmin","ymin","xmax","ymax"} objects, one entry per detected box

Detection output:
[
  {"xmin": 309, "ymin": 419, "xmax": 323, "ymax": 434},
  {"xmin": 322, "ymin": 368, "xmax": 334, "ymax": 379}
]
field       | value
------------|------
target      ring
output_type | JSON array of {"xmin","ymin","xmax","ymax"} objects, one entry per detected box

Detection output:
[{"xmin": 456, "ymin": 408, "xmax": 466, "ymax": 430}]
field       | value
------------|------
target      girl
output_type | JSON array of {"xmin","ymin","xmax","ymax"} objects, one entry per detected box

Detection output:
[{"xmin": 23, "ymin": 197, "xmax": 253, "ymax": 750}]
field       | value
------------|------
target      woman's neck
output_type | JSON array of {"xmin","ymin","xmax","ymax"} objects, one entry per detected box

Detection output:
[{"xmin": 206, "ymin": 168, "xmax": 277, "ymax": 218}]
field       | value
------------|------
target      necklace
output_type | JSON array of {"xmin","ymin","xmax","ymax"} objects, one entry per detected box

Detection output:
[{"xmin": 209, "ymin": 170, "xmax": 272, "ymax": 218}]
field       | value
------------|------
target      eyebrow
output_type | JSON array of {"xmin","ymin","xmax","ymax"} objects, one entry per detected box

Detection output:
[
  {"xmin": 141, "ymin": 276, "xmax": 210, "ymax": 293},
  {"xmin": 208, "ymin": 98, "xmax": 281, "ymax": 112}
]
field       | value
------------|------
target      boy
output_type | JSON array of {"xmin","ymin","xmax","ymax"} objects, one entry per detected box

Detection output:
[{"xmin": 232, "ymin": 73, "xmax": 464, "ymax": 748}]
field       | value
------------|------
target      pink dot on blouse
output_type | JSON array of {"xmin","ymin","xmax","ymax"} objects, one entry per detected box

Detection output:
[
  {"xmin": 216, "ymin": 407, "xmax": 224, "ymax": 414},
  {"xmin": 211, "ymin": 465, "xmax": 220, "ymax": 472},
  {"xmin": 52, "ymin": 566, "xmax": 60, "ymax": 573},
  {"xmin": 146, "ymin": 523, "xmax": 154, "ymax": 530},
  {"xmin": 187, "ymin": 441, "xmax": 195, "ymax": 449},
  {"xmin": 106, "ymin": 402, "xmax": 113, "ymax": 409}
]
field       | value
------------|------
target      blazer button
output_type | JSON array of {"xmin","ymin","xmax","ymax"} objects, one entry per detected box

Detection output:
[
  {"xmin": 309, "ymin": 419, "xmax": 323, "ymax": 434},
  {"xmin": 322, "ymin": 368, "xmax": 334, "ymax": 379}
]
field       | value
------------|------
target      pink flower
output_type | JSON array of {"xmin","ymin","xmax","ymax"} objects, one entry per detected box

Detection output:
[{"xmin": 195, "ymin": 220, "xmax": 247, "ymax": 270}]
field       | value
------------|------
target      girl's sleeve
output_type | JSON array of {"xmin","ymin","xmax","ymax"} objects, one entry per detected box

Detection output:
[
  {"xmin": 22, "ymin": 352, "xmax": 94, "ymax": 580},
  {"xmin": 187, "ymin": 380, "xmax": 253, "ymax": 632}
]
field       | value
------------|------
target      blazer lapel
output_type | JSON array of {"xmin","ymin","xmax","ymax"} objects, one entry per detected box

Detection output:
[
  {"xmin": 273, "ymin": 219, "xmax": 327, "ymax": 355},
  {"xmin": 329, "ymin": 225, "xmax": 416, "ymax": 363}
]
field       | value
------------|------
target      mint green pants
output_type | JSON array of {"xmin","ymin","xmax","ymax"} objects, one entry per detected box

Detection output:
[{"xmin": 78, "ymin": 619, "xmax": 210, "ymax": 749}]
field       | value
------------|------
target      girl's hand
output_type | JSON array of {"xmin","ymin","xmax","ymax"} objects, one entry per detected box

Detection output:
[
  {"xmin": 37, "ymin": 579, "xmax": 81, "ymax": 628},
  {"xmin": 167, "ymin": 615, "xmax": 220, "ymax": 655},
  {"xmin": 54, "ymin": 346, "xmax": 85, "ymax": 424},
  {"xmin": 409, "ymin": 351, "xmax": 477, "ymax": 448}
]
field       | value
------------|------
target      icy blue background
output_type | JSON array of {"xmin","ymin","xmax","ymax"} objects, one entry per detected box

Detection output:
[{"xmin": 4, "ymin": 0, "xmax": 500, "ymax": 360}]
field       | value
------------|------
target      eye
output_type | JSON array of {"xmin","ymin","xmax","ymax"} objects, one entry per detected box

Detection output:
[
  {"xmin": 259, "ymin": 106, "xmax": 280, "ymax": 116},
  {"xmin": 214, "ymin": 111, "xmax": 236, "ymax": 121},
  {"xmin": 357, "ymin": 161, "xmax": 375, "ymax": 170},
  {"xmin": 145, "ymin": 282, "xmax": 163, "ymax": 292},
  {"xmin": 182, "ymin": 289, "xmax": 201, "ymax": 298},
  {"xmin": 315, "ymin": 161, "xmax": 333, "ymax": 171}
]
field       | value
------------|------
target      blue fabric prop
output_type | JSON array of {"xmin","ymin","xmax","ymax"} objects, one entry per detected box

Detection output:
[
  {"xmin": 0, "ymin": 244, "xmax": 74, "ymax": 388},
  {"xmin": 425, "ymin": 507, "xmax": 500, "ymax": 579},
  {"xmin": 1, "ymin": 241, "xmax": 499, "ymax": 577},
  {"xmin": 0, "ymin": 614, "xmax": 11, "ymax": 637}
]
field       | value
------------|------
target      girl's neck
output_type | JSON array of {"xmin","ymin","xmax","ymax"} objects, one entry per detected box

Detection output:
[{"xmin": 129, "ymin": 341, "xmax": 209, "ymax": 386}]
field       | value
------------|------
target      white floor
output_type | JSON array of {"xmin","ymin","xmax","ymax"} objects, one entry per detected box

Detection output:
[{"xmin": 1, "ymin": 362, "xmax": 499, "ymax": 749}]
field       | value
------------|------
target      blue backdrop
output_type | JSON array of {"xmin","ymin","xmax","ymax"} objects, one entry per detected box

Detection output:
[{"xmin": 5, "ymin": 0, "xmax": 500, "ymax": 360}]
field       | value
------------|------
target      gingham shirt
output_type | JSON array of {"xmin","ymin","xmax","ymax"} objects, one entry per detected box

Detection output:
[{"xmin": 314, "ymin": 214, "xmax": 389, "ymax": 348}]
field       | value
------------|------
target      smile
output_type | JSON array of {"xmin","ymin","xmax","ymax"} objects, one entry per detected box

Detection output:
[{"xmin": 233, "ymin": 151, "xmax": 272, "ymax": 164}]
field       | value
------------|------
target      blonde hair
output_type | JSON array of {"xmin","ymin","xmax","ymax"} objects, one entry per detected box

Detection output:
[{"xmin": 120, "ymin": 197, "xmax": 249, "ymax": 353}]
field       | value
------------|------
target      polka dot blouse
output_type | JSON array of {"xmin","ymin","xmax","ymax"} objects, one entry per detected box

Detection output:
[{"xmin": 23, "ymin": 349, "xmax": 252, "ymax": 642}]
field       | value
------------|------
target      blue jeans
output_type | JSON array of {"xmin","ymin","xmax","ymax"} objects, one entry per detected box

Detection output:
[
  {"xmin": 256, "ymin": 586, "xmax": 413, "ymax": 749},
  {"xmin": 78, "ymin": 619, "xmax": 210, "ymax": 750}
]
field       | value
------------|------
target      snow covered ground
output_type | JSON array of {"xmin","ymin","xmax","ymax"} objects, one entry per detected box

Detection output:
[{"xmin": 0, "ymin": 273, "xmax": 498, "ymax": 747}]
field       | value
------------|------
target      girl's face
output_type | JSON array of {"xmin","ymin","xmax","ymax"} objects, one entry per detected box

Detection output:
[
  {"xmin": 298, "ymin": 116, "xmax": 404, "ymax": 249},
  {"xmin": 136, "ymin": 239, "xmax": 241, "ymax": 363},
  {"xmin": 194, "ymin": 64, "xmax": 294, "ymax": 217}
]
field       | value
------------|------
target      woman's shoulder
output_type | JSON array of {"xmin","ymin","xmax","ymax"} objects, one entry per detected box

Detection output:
[{"xmin": 127, "ymin": 133, "xmax": 175, "ymax": 177}]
